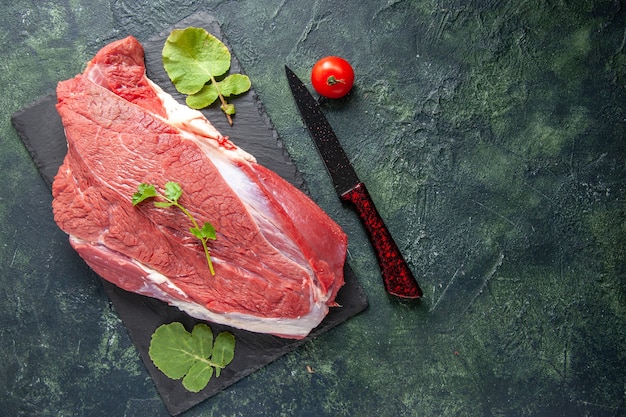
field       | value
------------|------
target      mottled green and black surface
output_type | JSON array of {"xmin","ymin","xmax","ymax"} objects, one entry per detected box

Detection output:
[{"xmin": 1, "ymin": 1, "xmax": 624, "ymax": 416}]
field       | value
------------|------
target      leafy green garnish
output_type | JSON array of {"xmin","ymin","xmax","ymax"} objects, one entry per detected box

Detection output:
[
  {"xmin": 162, "ymin": 27, "xmax": 251, "ymax": 125},
  {"xmin": 132, "ymin": 182, "xmax": 216, "ymax": 275},
  {"xmin": 149, "ymin": 322, "xmax": 236, "ymax": 393}
]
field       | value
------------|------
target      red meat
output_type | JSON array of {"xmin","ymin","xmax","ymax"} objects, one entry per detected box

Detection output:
[{"xmin": 52, "ymin": 36, "xmax": 346, "ymax": 339}]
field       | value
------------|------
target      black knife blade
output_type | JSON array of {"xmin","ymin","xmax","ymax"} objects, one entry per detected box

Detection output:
[{"xmin": 285, "ymin": 65, "xmax": 422, "ymax": 299}]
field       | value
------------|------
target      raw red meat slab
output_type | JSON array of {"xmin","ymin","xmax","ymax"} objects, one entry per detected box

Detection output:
[{"xmin": 52, "ymin": 36, "xmax": 347, "ymax": 339}]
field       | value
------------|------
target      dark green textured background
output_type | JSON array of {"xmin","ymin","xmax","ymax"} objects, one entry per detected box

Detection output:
[{"xmin": 1, "ymin": 1, "xmax": 624, "ymax": 416}]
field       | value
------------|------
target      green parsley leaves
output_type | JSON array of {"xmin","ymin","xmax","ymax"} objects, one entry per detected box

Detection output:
[
  {"xmin": 132, "ymin": 182, "xmax": 217, "ymax": 275},
  {"xmin": 149, "ymin": 322, "xmax": 236, "ymax": 392},
  {"xmin": 162, "ymin": 27, "xmax": 251, "ymax": 125}
]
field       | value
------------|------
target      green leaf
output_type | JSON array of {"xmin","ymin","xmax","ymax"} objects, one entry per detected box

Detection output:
[
  {"xmin": 163, "ymin": 181, "xmax": 183, "ymax": 202},
  {"xmin": 161, "ymin": 27, "xmax": 252, "ymax": 124},
  {"xmin": 148, "ymin": 322, "xmax": 235, "ymax": 393},
  {"xmin": 132, "ymin": 183, "xmax": 157, "ymax": 205},
  {"xmin": 183, "ymin": 360, "xmax": 214, "ymax": 393},
  {"xmin": 190, "ymin": 224, "xmax": 216, "ymax": 241},
  {"xmin": 191, "ymin": 222, "xmax": 216, "ymax": 240},
  {"xmin": 186, "ymin": 83, "xmax": 219, "ymax": 109},
  {"xmin": 191, "ymin": 323, "xmax": 214, "ymax": 358},
  {"xmin": 216, "ymin": 74, "xmax": 251, "ymax": 97},
  {"xmin": 131, "ymin": 180, "xmax": 217, "ymax": 275},
  {"xmin": 185, "ymin": 75, "xmax": 250, "ymax": 110},
  {"xmin": 221, "ymin": 103, "xmax": 236, "ymax": 115},
  {"xmin": 202, "ymin": 222, "xmax": 217, "ymax": 240},
  {"xmin": 149, "ymin": 322, "xmax": 201, "ymax": 380},
  {"xmin": 212, "ymin": 331, "xmax": 236, "ymax": 368},
  {"xmin": 163, "ymin": 27, "xmax": 231, "ymax": 95}
]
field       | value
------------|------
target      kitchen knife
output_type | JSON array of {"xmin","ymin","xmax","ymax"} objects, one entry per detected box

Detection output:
[{"xmin": 285, "ymin": 65, "xmax": 423, "ymax": 299}]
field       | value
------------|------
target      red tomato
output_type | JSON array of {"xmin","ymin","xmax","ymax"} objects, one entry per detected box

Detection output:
[{"xmin": 311, "ymin": 56, "xmax": 354, "ymax": 99}]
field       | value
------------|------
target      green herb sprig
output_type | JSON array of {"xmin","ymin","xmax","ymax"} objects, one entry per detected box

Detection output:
[
  {"xmin": 132, "ymin": 182, "xmax": 216, "ymax": 275},
  {"xmin": 162, "ymin": 27, "xmax": 251, "ymax": 125},
  {"xmin": 149, "ymin": 322, "xmax": 235, "ymax": 392}
]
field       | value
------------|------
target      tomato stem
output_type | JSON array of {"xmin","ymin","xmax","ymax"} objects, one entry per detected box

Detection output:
[{"xmin": 327, "ymin": 75, "xmax": 345, "ymax": 86}]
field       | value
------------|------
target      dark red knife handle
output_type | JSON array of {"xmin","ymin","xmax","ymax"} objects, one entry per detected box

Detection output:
[{"xmin": 340, "ymin": 182, "xmax": 423, "ymax": 299}]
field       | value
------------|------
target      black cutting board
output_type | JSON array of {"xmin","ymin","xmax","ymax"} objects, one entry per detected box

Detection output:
[{"xmin": 11, "ymin": 11, "xmax": 368, "ymax": 416}]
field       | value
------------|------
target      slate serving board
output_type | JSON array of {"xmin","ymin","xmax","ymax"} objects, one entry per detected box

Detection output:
[{"xmin": 11, "ymin": 12, "xmax": 368, "ymax": 416}]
